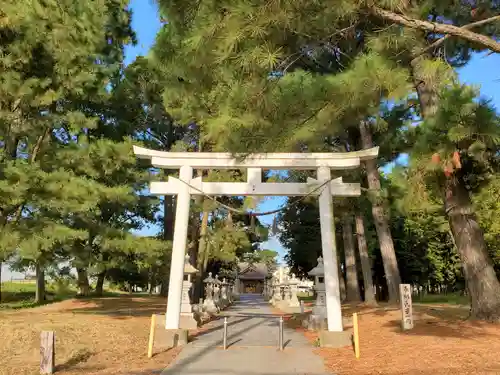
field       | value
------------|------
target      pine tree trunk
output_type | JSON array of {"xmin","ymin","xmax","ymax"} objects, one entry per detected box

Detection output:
[
  {"xmin": 76, "ymin": 268, "xmax": 90, "ymax": 296},
  {"xmin": 359, "ymin": 121, "xmax": 402, "ymax": 303},
  {"xmin": 338, "ymin": 258, "xmax": 347, "ymax": 302},
  {"xmin": 35, "ymin": 261, "xmax": 45, "ymax": 304},
  {"xmin": 411, "ymin": 57, "xmax": 500, "ymax": 320},
  {"xmin": 148, "ymin": 267, "xmax": 155, "ymax": 295},
  {"xmin": 202, "ymin": 242, "xmax": 211, "ymax": 286},
  {"xmin": 194, "ymin": 209, "xmax": 210, "ymax": 301},
  {"xmin": 95, "ymin": 271, "xmax": 106, "ymax": 297},
  {"xmin": 355, "ymin": 214, "xmax": 377, "ymax": 304},
  {"xmin": 410, "ymin": 58, "xmax": 438, "ymax": 119},
  {"xmin": 160, "ymin": 195, "xmax": 175, "ymax": 297},
  {"xmin": 445, "ymin": 176, "xmax": 500, "ymax": 321},
  {"xmin": 190, "ymin": 193, "xmax": 203, "ymax": 262},
  {"xmin": 342, "ymin": 215, "xmax": 361, "ymax": 302},
  {"xmin": 189, "ymin": 180, "xmax": 204, "ymax": 302}
]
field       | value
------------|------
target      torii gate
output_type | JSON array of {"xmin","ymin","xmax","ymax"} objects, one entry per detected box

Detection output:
[{"xmin": 133, "ymin": 145, "xmax": 379, "ymax": 333}]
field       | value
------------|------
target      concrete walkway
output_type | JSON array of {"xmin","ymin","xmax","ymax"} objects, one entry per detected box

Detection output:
[{"xmin": 160, "ymin": 294, "xmax": 330, "ymax": 375}]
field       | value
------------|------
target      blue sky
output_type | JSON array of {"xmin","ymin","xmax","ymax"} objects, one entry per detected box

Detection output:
[{"xmin": 125, "ymin": 0, "xmax": 500, "ymax": 262}]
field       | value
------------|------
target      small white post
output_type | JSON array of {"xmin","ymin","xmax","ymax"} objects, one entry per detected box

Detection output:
[
  {"xmin": 399, "ymin": 284, "xmax": 414, "ymax": 330},
  {"xmin": 317, "ymin": 166, "xmax": 343, "ymax": 332},
  {"xmin": 165, "ymin": 165, "xmax": 193, "ymax": 330}
]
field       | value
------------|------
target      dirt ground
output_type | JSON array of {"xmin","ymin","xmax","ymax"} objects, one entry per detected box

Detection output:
[
  {"xmin": 4, "ymin": 297, "xmax": 500, "ymax": 375},
  {"xmin": 0, "ymin": 296, "xmax": 184, "ymax": 375},
  {"xmin": 288, "ymin": 303, "xmax": 500, "ymax": 375}
]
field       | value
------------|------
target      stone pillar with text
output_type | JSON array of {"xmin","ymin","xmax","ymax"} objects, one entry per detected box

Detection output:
[{"xmin": 400, "ymin": 284, "xmax": 414, "ymax": 330}]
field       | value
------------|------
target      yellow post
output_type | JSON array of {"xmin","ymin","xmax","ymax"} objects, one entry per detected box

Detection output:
[
  {"xmin": 353, "ymin": 313, "xmax": 360, "ymax": 359},
  {"xmin": 147, "ymin": 314, "xmax": 156, "ymax": 358}
]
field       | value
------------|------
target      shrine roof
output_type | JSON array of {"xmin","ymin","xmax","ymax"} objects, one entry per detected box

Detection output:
[{"xmin": 237, "ymin": 262, "xmax": 269, "ymax": 280}]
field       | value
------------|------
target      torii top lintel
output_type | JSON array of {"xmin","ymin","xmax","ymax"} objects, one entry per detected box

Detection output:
[{"xmin": 133, "ymin": 146, "xmax": 379, "ymax": 170}]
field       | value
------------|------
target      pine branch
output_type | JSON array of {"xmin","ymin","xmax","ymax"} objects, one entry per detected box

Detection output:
[
  {"xmin": 413, "ymin": 15, "xmax": 500, "ymax": 60},
  {"xmin": 370, "ymin": 7, "xmax": 500, "ymax": 53}
]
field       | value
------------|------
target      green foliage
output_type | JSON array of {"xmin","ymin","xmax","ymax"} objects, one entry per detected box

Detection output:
[
  {"xmin": 279, "ymin": 199, "xmax": 322, "ymax": 276},
  {"xmin": 0, "ymin": 0, "xmax": 166, "ymax": 299},
  {"xmin": 473, "ymin": 175, "xmax": 500, "ymax": 274},
  {"xmin": 0, "ymin": 281, "xmax": 72, "ymax": 309},
  {"xmin": 406, "ymin": 84, "xmax": 500, "ymax": 203},
  {"xmin": 414, "ymin": 292, "xmax": 469, "ymax": 306},
  {"xmin": 388, "ymin": 170, "xmax": 463, "ymax": 289}
]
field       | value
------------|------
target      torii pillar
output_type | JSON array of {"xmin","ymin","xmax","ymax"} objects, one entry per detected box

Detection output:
[
  {"xmin": 317, "ymin": 167, "xmax": 342, "ymax": 331},
  {"xmin": 165, "ymin": 165, "xmax": 193, "ymax": 330}
]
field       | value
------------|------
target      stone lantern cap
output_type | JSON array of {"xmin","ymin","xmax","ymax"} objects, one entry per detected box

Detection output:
[
  {"xmin": 222, "ymin": 277, "xmax": 228, "ymax": 285},
  {"xmin": 183, "ymin": 254, "xmax": 198, "ymax": 274},
  {"xmin": 203, "ymin": 272, "xmax": 214, "ymax": 283},
  {"xmin": 308, "ymin": 257, "xmax": 324, "ymax": 277},
  {"xmin": 213, "ymin": 275, "xmax": 222, "ymax": 284}
]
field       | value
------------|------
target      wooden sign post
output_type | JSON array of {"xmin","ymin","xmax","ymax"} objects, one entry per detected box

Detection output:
[
  {"xmin": 40, "ymin": 331, "xmax": 55, "ymax": 374},
  {"xmin": 399, "ymin": 284, "xmax": 414, "ymax": 330}
]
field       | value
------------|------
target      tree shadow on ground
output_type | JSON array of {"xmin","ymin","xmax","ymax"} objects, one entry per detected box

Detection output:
[
  {"xmin": 190, "ymin": 316, "xmax": 254, "ymax": 340},
  {"xmin": 382, "ymin": 316, "xmax": 500, "ymax": 339},
  {"xmin": 55, "ymin": 349, "xmax": 95, "ymax": 371},
  {"xmin": 341, "ymin": 301, "xmax": 472, "ymax": 322},
  {"xmin": 63, "ymin": 295, "xmax": 168, "ymax": 318}
]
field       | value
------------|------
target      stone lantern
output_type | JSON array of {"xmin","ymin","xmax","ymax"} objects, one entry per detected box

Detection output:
[
  {"xmin": 271, "ymin": 274, "xmax": 281, "ymax": 306},
  {"xmin": 271, "ymin": 267, "xmax": 284, "ymax": 305},
  {"xmin": 220, "ymin": 277, "xmax": 229, "ymax": 307},
  {"xmin": 268, "ymin": 278, "xmax": 275, "ymax": 301},
  {"xmin": 180, "ymin": 254, "xmax": 198, "ymax": 329},
  {"xmin": 213, "ymin": 274, "xmax": 222, "ymax": 311},
  {"xmin": 226, "ymin": 279, "xmax": 233, "ymax": 304},
  {"xmin": 288, "ymin": 273, "xmax": 300, "ymax": 308},
  {"xmin": 203, "ymin": 272, "xmax": 218, "ymax": 314},
  {"xmin": 305, "ymin": 256, "xmax": 327, "ymax": 330},
  {"xmin": 281, "ymin": 275, "xmax": 291, "ymax": 307}
]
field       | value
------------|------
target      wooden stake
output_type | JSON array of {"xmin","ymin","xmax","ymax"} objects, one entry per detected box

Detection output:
[
  {"xmin": 40, "ymin": 331, "xmax": 55, "ymax": 374},
  {"xmin": 353, "ymin": 313, "xmax": 360, "ymax": 359},
  {"xmin": 147, "ymin": 314, "xmax": 156, "ymax": 358}
]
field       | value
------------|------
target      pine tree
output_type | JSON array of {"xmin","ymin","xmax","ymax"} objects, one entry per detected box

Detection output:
[
  {"xmin": 0, "ymin": 0, "xmax": 140, "ymax": 301},
  {"xmin": 406, "ymin": 84, "xmax": 500, "ymax": 320}
]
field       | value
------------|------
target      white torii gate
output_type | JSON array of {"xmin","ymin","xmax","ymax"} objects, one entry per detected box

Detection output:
[{"xmin": 133, "ymin": 145, "xmax": 379, "ymax": 333}]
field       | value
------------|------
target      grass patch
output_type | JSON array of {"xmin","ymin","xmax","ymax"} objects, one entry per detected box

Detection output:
[
  {"xmin": 413, "ymin": 292, "xmax": 469, "ymax": 305},
  {"xmin": 0, "ymin": 282, "xmax": 74, "ymax": 309},
  {"xmin": 297, "ymin": 291, "xmax": 315, "ymax": 302},
  {"xmin": 0, "ymin": 282, "xmax": 133, "ymax": 310}
]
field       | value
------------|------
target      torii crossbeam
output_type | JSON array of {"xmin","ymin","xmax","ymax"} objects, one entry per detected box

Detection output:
[{"xmin": 133, "ymin": 145, "xmax": 379, "ymax": 334}]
